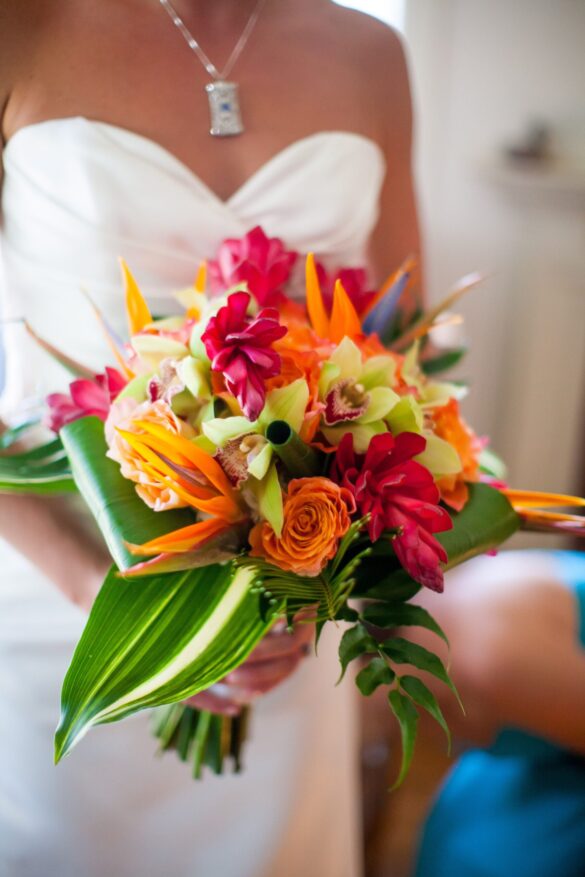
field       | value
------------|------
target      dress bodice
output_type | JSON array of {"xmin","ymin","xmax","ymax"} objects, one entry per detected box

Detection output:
[{"xmin": 0, "ymin": 116, "xmax": 385, "ymax": 405}]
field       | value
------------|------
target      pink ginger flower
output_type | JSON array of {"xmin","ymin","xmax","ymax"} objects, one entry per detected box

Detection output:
[
  {"xmin": 330, "ymin": 432, "xmax": 453, "ymax": 592},
  {"xmin": 46, "ymin": 367, "xmax": 127, "ymax": 433},
  {"xmin": 208, "ymin": 226, "xmax": 298, "ymax": 307},
  {"xmin": 201, "ymin": 291, "xmax": 287, "ymax": 421},
  {"xmin": 315, "ymin": 263, "xmax": 377, "ymax": 317}
]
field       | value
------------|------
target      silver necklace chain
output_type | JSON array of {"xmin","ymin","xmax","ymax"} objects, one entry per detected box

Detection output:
[{"xmin": 158, "ymin": 0, "xmax": 267, "ymax": 82}]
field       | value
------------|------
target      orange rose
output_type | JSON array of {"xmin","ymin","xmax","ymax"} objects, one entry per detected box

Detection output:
[
  {"xmin": 433, "ymin": 399, "xmax": 482, "ymax": 511},
  {"xmin": 249, "ymin": 477, "xmax": 355, "ymax": 576}
]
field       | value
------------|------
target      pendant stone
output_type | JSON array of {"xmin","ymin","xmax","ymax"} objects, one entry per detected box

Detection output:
[{"xmin": 205, "ymin": 81, "xmax": 244, "ymax": 137}]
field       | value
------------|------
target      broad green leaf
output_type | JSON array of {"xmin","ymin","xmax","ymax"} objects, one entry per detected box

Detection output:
[
  {"xmin": 355, "ymin": 656, "xmax": 395, "ymax": 696},
  {"xmin": 382, "ymin": 637, "xmax": 461, "ymax": 706},
  {"xmin": 388, "ymin": 688, "xmax": 419, "ymax": 789},
  {"xmin": 0, "ymin": 417, "xmax": 40, "ymax": 450},
  {"xmin": 338, "ymin": 623, "xmax": 377, "ymax": 681},
  {"xmin": 362, "ymin": 603, "xmax": 449, "ymax": 646},
  {"xmin": 0, "ymin": 436, "xmax": 76, "ymax": 494},
  {"xmin": 400, "ymin": 675, "xmax": 451, "ymax": 752},
  {"xmin": 60, "ymin": 416, "xmax": 194, "ymax": 570},
  {"xmin": 439, "ymin": 483, "xmax": 519, "ymax": 569},
  {"xmin": 55, "ymin": 562, "xmax": 273, "ymax": 762}
]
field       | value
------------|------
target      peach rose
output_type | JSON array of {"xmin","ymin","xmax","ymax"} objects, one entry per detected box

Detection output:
[
  {"xmin": 105, "ymin": 398, "xmax": 190, "ymax": 511},
  {"xmin": 249, "ymin": 477, "xmax": 355, "ymax": 576}
]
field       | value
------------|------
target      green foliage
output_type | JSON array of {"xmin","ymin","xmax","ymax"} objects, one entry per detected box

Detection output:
[
  {"xmin": 399, "ymin": 675, "xmax": 451, "ymax": 753},
  {"xmin": 355, "ymin": 657, "xmax": 395, "ymax": 695},
  {"xmin": 362, "ymin": 603, "xmax": 449, "ymax": 646},
  {"xmin": 420, "ymin": 347, "xmax": 467, "ymax": 376},
  {"xmin": 55, "ymin": 563, "xmax": 275, "ymax": 764},
  {"xmin": 60, "ymin": 416, "xmax": 194, "ymax": 570},
  {"xmin": 0, "ymin": 436, "xmax": 76, "ymax": 494},
  {"xmin": 387, "ymin": 690, "xmax": 419, "ymax": 789}
]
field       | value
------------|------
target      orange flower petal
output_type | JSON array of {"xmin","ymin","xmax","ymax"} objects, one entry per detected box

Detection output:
[
  {"xmin": 126, "ymin": 517, "xmax": 233, "ymax": 556},
  {"xmin": 305, "ymin": 253, "xmax": 330, "ymax": 339},
  {"xmin": 504, "ymin": 489, "xmax": 585, "ymax": 509},
  {"xmin": 121, "ymin": 258, "xmax": 152, "ymax": 336},
  {"xmin": 329, "ymin": 279, "xmax": 362, "ymax": 343}
]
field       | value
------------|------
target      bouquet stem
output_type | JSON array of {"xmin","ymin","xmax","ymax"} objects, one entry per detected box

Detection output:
[{"xmin": 151, "ymin": 704, "xmax": 250, "ymax": 778}]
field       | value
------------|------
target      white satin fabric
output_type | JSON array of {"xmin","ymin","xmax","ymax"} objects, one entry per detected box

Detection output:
[{"xmin": 0, "ymin": 117, "xmax": 385, "ymax": 877}]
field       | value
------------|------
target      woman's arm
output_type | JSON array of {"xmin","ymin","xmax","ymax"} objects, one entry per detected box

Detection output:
[{"xmin": 412, "ymin": 552, "xmax": 585, "ymax": 755}]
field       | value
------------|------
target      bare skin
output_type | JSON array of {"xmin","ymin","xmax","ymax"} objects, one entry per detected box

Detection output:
[
  {"xmin": 0, "ymin": 0, "xmax": 421, "ymax": 710},
  {"xmin": 409, "ymin": 552, "xmax": 585, "ymax": 756}
]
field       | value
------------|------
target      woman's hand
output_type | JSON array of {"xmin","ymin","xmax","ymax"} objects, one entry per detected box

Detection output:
[{"xmin": 185, "ymin": 617, "xmax": 315, "ymax": 716}]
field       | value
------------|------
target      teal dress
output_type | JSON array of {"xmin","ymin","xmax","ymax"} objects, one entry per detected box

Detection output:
[{"xmin": 414, "ymin": 551, "xmax": 585, "ymax": 877}]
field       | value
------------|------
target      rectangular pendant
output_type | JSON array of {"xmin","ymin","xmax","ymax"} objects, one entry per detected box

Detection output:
[{"xmin": 205, "ymin": 81, "xmax": 244, "ymax": 137}]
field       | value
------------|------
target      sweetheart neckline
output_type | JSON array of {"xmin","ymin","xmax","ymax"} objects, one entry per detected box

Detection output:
[{"xmin": 3, "ymin": 116, "xmax": 386, "ymax": 207}]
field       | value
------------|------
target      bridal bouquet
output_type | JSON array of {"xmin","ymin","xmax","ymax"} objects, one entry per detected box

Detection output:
[{"xmin": 2, "ymin": 227, "xmax": 583, "ymax": 785}]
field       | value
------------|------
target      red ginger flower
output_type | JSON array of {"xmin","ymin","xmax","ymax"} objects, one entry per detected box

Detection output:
[
  {"xmin": 46, "ymin": 367, "xmax": 127, "ymax": 433},
  {"xmin": 201, "ymin": 291, "xmax": 287, "ymax": 421},
  {"xmin": 330, "ymin": 432, "xmax": 453, "ymax": 592},
  {"xmin": 209, "ymin": 226, "xmax": 298, "ymax": 308}
]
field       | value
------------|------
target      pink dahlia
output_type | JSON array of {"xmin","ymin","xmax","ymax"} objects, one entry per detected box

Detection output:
[
  {"xmin": 315, "ymin": 263, "xmax": 377, "ymax": 316},
  {"xmin": 46, "ymin": 367, "xmax": 127, "ymax": 433},
  {"xmin": 201, "ymin": 291, "xmax": 287, "ymax": 421},
  {"xmin": 208, "ymin": 226, "xmax": 298, "ymax": 307},
  {"xmin": 330, "ymin": 432, "xmax": 453, "ymax": 591}
]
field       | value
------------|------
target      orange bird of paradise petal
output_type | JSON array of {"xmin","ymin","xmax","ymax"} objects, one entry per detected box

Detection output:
[
  {"xmin": 120, "ymin": 258, "xmax": 152, "ymax": 336},
  {"xmin": 503, "ymin": 489, "xmax": 585, "ymax": 510},
  {"xmin": 329, "ymin": 279, "xmax": 362, "ymax": 344},
  {"xmin": 132, "ymin": 420, "xmax": 239, "ymax": 501},
  {"xmin": 517, "ymin": 509, "xmax": 585, "ymax": 536},
  {"xmin": 126, "ymin": 517, "xmax": 234, "ymax": 556},
  {"xmin": 305, "ymin": 253, "xmax": 330, "ymax": 339}
]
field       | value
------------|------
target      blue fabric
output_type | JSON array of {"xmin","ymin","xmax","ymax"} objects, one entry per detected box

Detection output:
[{"xmin": 414, "ymin": 550, "xmax": 585, "ymax": 877}]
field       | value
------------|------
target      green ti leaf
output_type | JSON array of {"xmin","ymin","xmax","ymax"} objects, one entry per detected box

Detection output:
[
  {"xmin": 0, "ymin": 436, "xmax": 76, "ymax": 494},
  {"xmin": 55, "ymin": 562, "xmax": 275, "ymax": 763},
  {"xmin": 420, "ymin": 347, "xmax": 467, "ymax": 376}
]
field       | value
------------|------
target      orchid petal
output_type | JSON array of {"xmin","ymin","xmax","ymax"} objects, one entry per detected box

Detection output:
[
  {"xmin": 386, "ymin": 396, "xmax": 424, "ymax": 435},
  {"xmin": 322, "ymin": 421, "xmax": 387, "ymax": 454},
  {"xmin": 253, "ymin": 462, "xmax": 284, "ymax": 537},
  {"xmin": 247, "ymin": 442, "xmax": 273, "ymax": 481},
  {"xmin": 328, "ymin": 337, "xmax": 363, "ymax": 383},
  {"xmin": 260, "ymin": 379, "xmax": 309, "ymax": 434},
  {"xmin": 360, "ymin": 355, "xmax": 397, "ymax": 390},
  {"xmin": 415, "ymin": 433, "xmax": 463, "ymax": 477},
  {"xmin": 202, "ymin": 416, "xmax": 257, "ymax": 448},
  {"xmin": 356, "ymin": 387, "xmax": 400, "ymax": 424}
]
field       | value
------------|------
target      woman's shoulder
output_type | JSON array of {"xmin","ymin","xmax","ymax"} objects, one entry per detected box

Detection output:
[
  {"xmin": 320, "ymin": 3, "xmax": 407, "ymax": 70},
  {"xmin": 0, "ymin": 1, "xmax": 52, "ymax": 137}
]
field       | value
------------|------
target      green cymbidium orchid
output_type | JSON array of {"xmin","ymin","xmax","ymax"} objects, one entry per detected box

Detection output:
[
  {"xmin": 201, "ymin": 378, "xmax": 310, "ymax": 534},
  {"xmin": 318, "ymin": 337, "xmax": 400, "ymax": 452}
]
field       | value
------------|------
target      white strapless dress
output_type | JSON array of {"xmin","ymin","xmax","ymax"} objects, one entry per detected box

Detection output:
[{"xmin": 0, "ymin": 117, "xmax": 385, "ymax": 877}]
